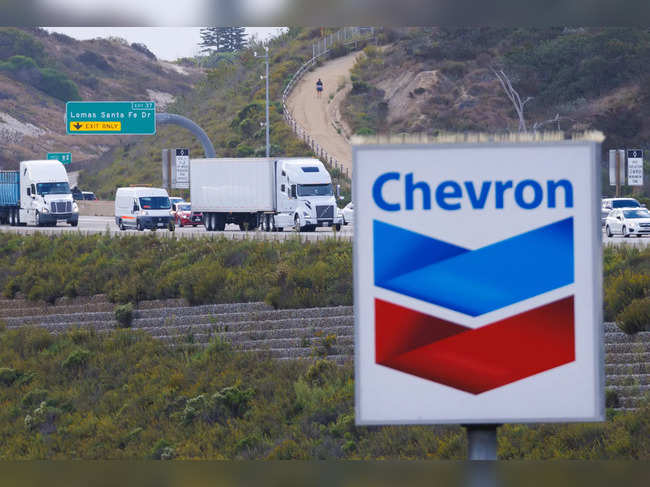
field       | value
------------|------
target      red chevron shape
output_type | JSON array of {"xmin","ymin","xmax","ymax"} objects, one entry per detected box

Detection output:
[{"xmin": 375, "ymin": 297, "xmax": 575, "ymax": 394}]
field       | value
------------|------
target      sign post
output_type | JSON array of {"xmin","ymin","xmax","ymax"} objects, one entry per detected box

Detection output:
[
  {"xmin": 609, "ymin": 149, "xmax": 625, "ymax": 196},
  {"xmin": 66, "ymin": 101, "xmax": 156, "ymax": 135},
  {"xmin": 47, "ymin": 152, "xmax": 71, "ymax": 165},
  {"xmin": 627, "ymin": 149, "xmax": 644, "ymax": 186},
  {"xmin": 353, "ymin": 137, "xmax": 604, "ymax": 460}
]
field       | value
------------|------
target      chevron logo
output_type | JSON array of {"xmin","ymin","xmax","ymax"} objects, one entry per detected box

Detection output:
[{"xmin": 373, "ymin": 217, "xmax": 576, "ymax": 393}]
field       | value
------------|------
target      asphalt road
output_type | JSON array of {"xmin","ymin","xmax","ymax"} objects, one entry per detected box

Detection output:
[
  {"xmin": 2, "ymin": 217, "xmax": 648, "ymax": 246},
  {"xmin": 0, "ymin": 216, "xmax": 354, "ymax": 241}
]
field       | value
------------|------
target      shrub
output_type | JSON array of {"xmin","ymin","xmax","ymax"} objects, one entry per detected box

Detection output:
[
  {"xmin": 61, "ymin": 349, "xmax": 91, "ymax": 370},
  {"xmin": 130, "ymin": 43, "xmax": 156, "ymax": 60},
  {"xmin": 0, "ymin": 367, "xmax": 18, "ymax": 386},
  {"xmin": 21, "ymin": 388, "xmax": 49, "ymax": 407},
  {"xmin": 150, "ymin": 439, "xmax": 175, "ymax": 460},
  {"xmin": 114, "ymin": 303, "xmax": 134, "ymax": 328},
  {"xmin": 77, "ymin": 50, "xmax": 113, "ymax": 72},
  {"xmin": 616, "ymin": 297, "xmax": 650, "ymax": 334}
]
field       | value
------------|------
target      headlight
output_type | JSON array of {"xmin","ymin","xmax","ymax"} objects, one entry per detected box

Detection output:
[
  {"xmin": 42, "ymin": 208, "xmax": 49, "ymax": 214},
  {"xmin": 143, "ymin": 211, "xmax": 149, "ymax": 216},
  {"xmin": 73, "ymin": 203, "xmax": 79, "ymax": 212},
  {"xmin": 303, "ymin": 211, "xmax": 309, "ymax": 217}
]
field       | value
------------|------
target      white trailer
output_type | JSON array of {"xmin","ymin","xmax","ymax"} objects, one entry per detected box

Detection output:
[{"xmin": 190, "ymin": 157, "xmax": 344, "ymax": 232}]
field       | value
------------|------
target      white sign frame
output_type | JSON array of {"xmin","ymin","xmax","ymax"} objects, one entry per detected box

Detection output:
[
  {"xmin": 627, "ymin": 149, "xmax": 644, "ymax": 186},
  {"xmin": 174, "ymin": 148, "xmax": 190, "ymax": 189},
  {"xmin": 353, "ymin": 141, "xmax": 604, "ymax": 425}
]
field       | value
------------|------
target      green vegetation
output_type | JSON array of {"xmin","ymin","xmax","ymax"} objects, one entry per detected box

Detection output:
[
  {"xmin": 80, "ymin": 27, "xmax": 350, "ymax": 201},
  {"xmin": 114, "ymin": 303, "xmax": 134, "ymax": 328},
  {"xmin": 0, "ymin": 55, "xmax": 80, "ymax": 101},
  {"xmin": 603, "ymin": 245, "xmax": 650, "ymax": 333},
  {"xmin": 0, "ymin": 232, "xmax": 352, "ymax": 308},
  {"xmin": 0, "ymin": 327, "xmax": 647, "ymax": 459}
]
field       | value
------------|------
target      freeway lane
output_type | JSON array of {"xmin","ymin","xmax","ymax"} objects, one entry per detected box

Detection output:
[
  {"xmin": 1, "ymin": 217, "xmax": 647, "ymax": 246},
  {"xmin": 0, "ymin": 216, "xmax": 354, "ymax": 241}
]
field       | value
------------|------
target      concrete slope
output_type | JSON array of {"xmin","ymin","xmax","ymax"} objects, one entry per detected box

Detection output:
[{"xmin": 287, "ymin": 51, "xmax": 362, "ymax": 175}]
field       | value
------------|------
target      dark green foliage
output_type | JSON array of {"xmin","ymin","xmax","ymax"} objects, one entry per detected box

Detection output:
[
  {"xmin": 77, "ymin": 50, "xmax": 113, "ymax": 72},
  {"xmin": 0, "ymin": 28, "xmax": 46, "ymax": 63},
  {"xmin": 114, "ymin": 303, "xmax": 134, "ymax": 328},
  {"xmin": 616, "ymin": 297, "xmax": 650, "ymax": 334},
  {"xmin": 0, "ymin": 55, "xmax": 80, "ymax": 101},
  {"xmin": 130, "ymin": 43, "xmax": 156, "ymax": 60},
  {"xmin": 0, "ymin": 233, "xmax": 352, "ymax": 308},
  {"xmin": 0, "ymin": 367, "xmax": 18, "ymax": 386},
  {"xmin": 61, "ymin": 349, "xmax": 91, "ymax": 370},
  {"xmin": 0, "ymin": 327, "xmax": 647, "ymax": 459}
]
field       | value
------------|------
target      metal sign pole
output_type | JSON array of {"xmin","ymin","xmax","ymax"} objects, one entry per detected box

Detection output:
[
  {"xmin": 465, "ymin": 424, "xmax": 498, "ymax": 460},
  {"xmin": 615, "ymin": 150, "xmax": 621, "ymax": 197}
]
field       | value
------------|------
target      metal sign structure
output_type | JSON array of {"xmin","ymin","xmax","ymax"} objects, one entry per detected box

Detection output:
[
  {"xmin": 626, "ymin": 149, "xmax": 644, "ymax": 186},
  {"xmin": 354, "ymin": 140, "xmax": 603, "ymax": 425},
  {"xmin": 66, "ymin": 101, "xmax": 156, "ymax": 135},
  {"xmin": 609, "ymin": 149, "xmax": 625, "ymax": 187},
  {"xmin": 47, "ymin": 152, "xmax": 71, "ymax": 165},
  {"xmin": 174, "ymin": 148, "xmax": 190, "ymax": 189}
]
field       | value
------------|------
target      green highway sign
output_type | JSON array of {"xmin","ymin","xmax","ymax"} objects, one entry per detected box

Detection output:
[
  {"xmin": 66, "ymin": 101, "xmax": 156, "ymax": 135},
  {"xmin": 47, "ymin": 152, "xmax": 71, "ymax": 165}
]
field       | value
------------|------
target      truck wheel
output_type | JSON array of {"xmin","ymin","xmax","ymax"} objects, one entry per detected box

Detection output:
[
  {"xmin": 137, "ymin": 221, "xmax": 143, "ymax": 231},
  {"xmin": 216, "ymin": 213, "xmax": 226, "ymax": 231},
  {"xmin": 335, "ymin": 224, "xmax": 341, "ymax": 231},
  {"xmin": 69, "ymin": 219, "xmax": 78, "ymax": 227},
  {"xmin": 9, "ymin": 210, "xmax": 14, "ymax": 226},
  {"xmin": 119, "ymin": 220, "xmax": 126, "ymax": 231},
  {"xmin": 36, "ymin": 211, "xmax": 42, "ymax": 227},
  {"xmin": 294, "ymin": 215, "xmax": 301, "ymax": 232},
  {"xmin": 178, "ymin": 217, "xmax": 183, "ymax": 228}
]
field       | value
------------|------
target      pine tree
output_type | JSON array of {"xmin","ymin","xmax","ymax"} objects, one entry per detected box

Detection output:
[{"xmin": 198, "ymin": 27, "xmax": 247, "ymax": 54}]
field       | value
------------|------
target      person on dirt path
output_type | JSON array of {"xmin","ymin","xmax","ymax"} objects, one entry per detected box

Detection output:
[{"xmin": 316, "ymin": 78, "xmax": 323, "ymax": 97}]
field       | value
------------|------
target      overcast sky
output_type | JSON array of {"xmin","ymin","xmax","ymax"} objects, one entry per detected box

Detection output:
[{"xmin": 45, "ymin": 27, "xmax": 286, "ymax": 61}]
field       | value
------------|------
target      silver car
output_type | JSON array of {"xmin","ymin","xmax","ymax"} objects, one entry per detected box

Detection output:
[{"xmin": 601, "ymin": 198, "xmax": 643, "ymax": 225}]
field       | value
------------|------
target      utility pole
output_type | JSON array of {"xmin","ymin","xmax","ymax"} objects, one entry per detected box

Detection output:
[{"xmin": 265, "ymin": 46, "xmax": 270, "ymax": 157}]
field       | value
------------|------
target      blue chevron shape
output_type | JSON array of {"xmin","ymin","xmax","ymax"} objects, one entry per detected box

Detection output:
[{"xmin": 373, "ymin": 218, "xmax": 574, "ymax": 316}]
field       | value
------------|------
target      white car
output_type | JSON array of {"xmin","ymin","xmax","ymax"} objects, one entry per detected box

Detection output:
[
  {"xmin": 605, "ymin": 208, "xmax": 650, "ymax": 237},
  {"xmin": 601, "ymin": 198, "xmax": 643, "ymax": 225},
  {"xmin": 342, "ymin": 202, "xmax": 354, "ymax": 225}
]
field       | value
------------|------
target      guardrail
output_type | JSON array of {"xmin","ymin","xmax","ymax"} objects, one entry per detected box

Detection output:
[{"xmin": 281, "ymin": 27, "xmax": 376, "ymax": 179}]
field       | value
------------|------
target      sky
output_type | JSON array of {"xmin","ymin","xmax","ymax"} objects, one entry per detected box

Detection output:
[{"xmin": 45, "ymin": 27, "xmax": 286, "ymax": 61}]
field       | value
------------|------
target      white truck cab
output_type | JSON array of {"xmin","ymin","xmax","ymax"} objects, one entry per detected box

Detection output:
[
  {"xmin": 115, "ymin": 186, "xmax": 174, "ymax": 231},
  {"xmin": 272, "ymin": 159, "xmax": 344, "ymax": 232},
  {"xmin": 19, "ymin": 160, "xmax": 78, "ymax": 227}
]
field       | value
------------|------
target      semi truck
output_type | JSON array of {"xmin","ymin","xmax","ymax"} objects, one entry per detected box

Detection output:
[
  {"xmin": 0, "ymin": 160, "xmax": 78, "ymax": 227},
  {"xmin": 190, "ymin": 158, "xmax": 344, "ymax": 232}
]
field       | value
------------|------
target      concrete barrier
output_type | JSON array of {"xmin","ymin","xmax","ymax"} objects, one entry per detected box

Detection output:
[{"xmin": 77, "ymin": 200, "xmax": 114, "ymax": 217}]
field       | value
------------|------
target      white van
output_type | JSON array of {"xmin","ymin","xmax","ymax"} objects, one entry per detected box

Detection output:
[{"xmin": 114, "ymin": 187, "xmax": 174, "ymax": 231}]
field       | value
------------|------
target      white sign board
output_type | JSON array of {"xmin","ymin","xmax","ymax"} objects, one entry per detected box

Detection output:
[
  {"xmin": 174, "ymin": 148, "xmax": 190, "ymax": 189},
  {"xmin": 354, "ymin": 141, "xmax": 604, "ymax": 424},
  {"xmin": 627, "ymin": 149, "xmax": 644, "ymax": 186}
]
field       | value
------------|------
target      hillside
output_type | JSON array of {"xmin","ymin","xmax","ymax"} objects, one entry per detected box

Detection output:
[
  {"xmin": 340, "ymin": 27, "xmax": 650, "ymax": 196},
  {"xmin": 79, "ymin": 28, "xmax": 353, "ymax": 200},
  {"xmin": 0, "ymin": 27, "xmax": 200, "ymax": 169}
]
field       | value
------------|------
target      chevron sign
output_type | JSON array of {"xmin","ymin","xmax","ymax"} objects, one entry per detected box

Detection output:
[{"xmin": 353, "ymin": 141, "xmax": 604, "ymax": 424}]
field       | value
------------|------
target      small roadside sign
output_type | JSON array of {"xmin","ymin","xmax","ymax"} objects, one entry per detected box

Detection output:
[
  {"xmin": 47, "ymin": 152, "xmax": 71, "ymax": 165},
  {"xmin": 354, "ymin": 138, "xmax": 603, "ymax": 425},
  {"xmin": 174, "ymin": 148, "xmax": 190, "ymax": 189},
  {"xmin": 626, "ymin": 149, "xmax": 644, "ymax": 186},
  {"xmin": 66, "ymin": 101, "xmax": 156, "ymax": 135}
]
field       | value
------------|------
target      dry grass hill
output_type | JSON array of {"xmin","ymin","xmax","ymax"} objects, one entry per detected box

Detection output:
[{"xmin": 0, "ymin": 27, "xmax": 200, "ymax": 169}]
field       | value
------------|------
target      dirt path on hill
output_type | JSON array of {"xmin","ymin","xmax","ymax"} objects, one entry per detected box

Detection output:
[{"xmin": 287, "ymin": 51, "xmax": 363, "ymax": 175}]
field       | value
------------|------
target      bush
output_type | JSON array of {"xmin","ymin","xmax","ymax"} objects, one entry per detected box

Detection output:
[
  {"xmin": 61, "ymin": 349, "xmax": 91, "ymax": 370},
  {"xmin": 77, "ymin": 50, "xmax": 113, "ymax": 72},
  {"xmin": 616, "ymin": 297, "xmax": 650, "ymax": 334},
  {"xmin": 0, "ymin": 367, "xmax": 18, "ymax": 386},
  {"xmin": 130, "ymin": 43, "xmax": 156, "ymax": 60},
  {"xmin": 114, "ymin": 303, "xmax": 134, "ymax": 328}
]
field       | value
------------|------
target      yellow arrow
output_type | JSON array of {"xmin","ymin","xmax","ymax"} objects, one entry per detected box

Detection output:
[{"xmin": 69, "ymin": 121, "xmax": 122, "ymax": 131}]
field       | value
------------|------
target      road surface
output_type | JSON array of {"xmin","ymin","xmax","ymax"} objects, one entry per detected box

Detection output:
[
  {"xmin": 2, "ymin": 217, "xmax": 647, "ymax": 247},
  {"xmin": 287, "ymin": 51, "xmax": 362, "ymax": 175},
  {"xmin": 0, "ymin": 216, "xmax": 353, "ymax": 241}
]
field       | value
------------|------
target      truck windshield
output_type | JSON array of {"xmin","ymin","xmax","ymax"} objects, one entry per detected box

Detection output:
[
  {"xmin": 139, "ymin": 196, "xmax": 171, "ymax": 210},
  {"xmin": 612, "ymin": 199, "xmax": 640, "ymax": 208},
  {"xmin": 36, "ymin": 182, "xmax": 70, "ymax": 196},
  {"xmin": 297, "ymin": 184, "xmax": 333, "ymax": 197}
]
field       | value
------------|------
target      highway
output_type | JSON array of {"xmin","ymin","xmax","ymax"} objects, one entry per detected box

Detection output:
[
  {"xmin": 0, "ymin": 216, "xmax": 354, "ymax": 241},
  {"xmin": 1, "ymin": 216, "xmax": 648, "ymax": 246}
]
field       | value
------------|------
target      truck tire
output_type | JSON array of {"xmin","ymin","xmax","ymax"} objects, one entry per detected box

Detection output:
[
  {"xmin": 215, "ymin": 213, "xmax": 226, "ymax": 231},
  {"xmin": 335, "ymin": 223, "xmax": 341, "ymax": 231},
  {"xmin": 119, "ymin": 220, "xmax": 126, "ymax": 231},
  {"xmin": 137, "ymin": 220, "xmax": 143, "ymax": 231},
  {"xmin": 204, "ymin": 213, "xmax": 212, "ymax": 231},
  {"xmin": 9, "ymin": 210, "xmax": 14, "ymax": 226}
]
